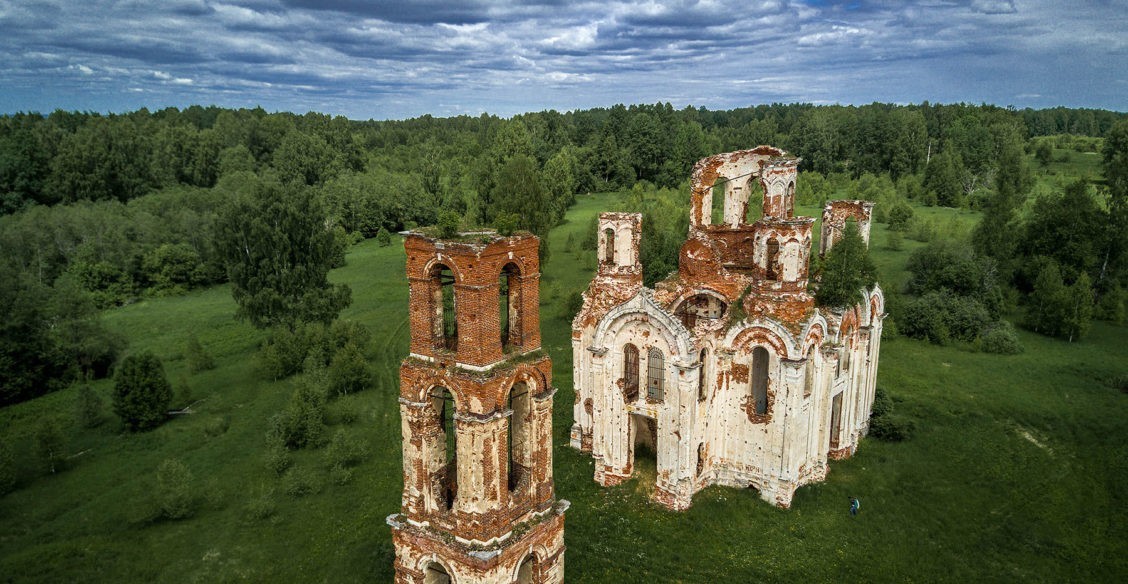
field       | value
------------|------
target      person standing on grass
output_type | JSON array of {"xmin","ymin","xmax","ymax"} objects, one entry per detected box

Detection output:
[{"xmin": 850, "ymin": 497, "xmax": 860, "ymax": 516}]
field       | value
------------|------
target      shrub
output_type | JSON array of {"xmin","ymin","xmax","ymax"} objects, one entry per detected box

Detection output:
[
  {"xmin": 980, "ymin": 321, "xmax": 1024, "ymax": 354},
  {"xmin": 329, "ymin": 464, "xmax": 354, "ymax": 486},
  {"xmin": 156, "ymin": 458, "xmax": 195, "ymax": 520},
  {"xmin": 871, "ymin": 387, "xmax": 893, "ymax": 419},
  {"xmin": 203, "ymin": 416, "xmax": 230, "ymax": 437},
  {"xmin": 258, "ymin": 327, "xmax": 311, "ymax": 380},
  {"xmin": 325, "ymin": 429, "xmax": 368, "ymax": 469},
  {"xmin": 329, "ymin": 320, "xmax": 371, "ymax": 355},
  {"xmin": 869, "ymin": 414, "xmax": 915, "ymax": 442},
  {"xmin": 898, "ymin": 291, "xmax": 992, "ymax": 344},
  {"xmin": 113, "ymin": 352, "xmax": 173, "ymax": 431},
  {"xmin": 563, "ymin": 290, "xmax": 584, "ymax": 320},
  {"xmin": 328, "ymin": 343, "xmax": 373, "ymax": 397},
  {"xmin": 282, "ymin": 465, "xmax": 320, "ymax": 498},
  {"xmin": 376, "ymin": 228, "xmax": 392, "ymax": 247},
  {"xmin": 886, "ymin": 199, "xmax": 914, "ymax": 231},
  {"xmin": 437, "ymin": 210, "xmax": 461, "ymax": 238},
  {"xmin": 493, "ymin": 212, "xmax": 519, "ymax": 236},
  {"xmin": 34, "ymin": 418, "xmax": 67, "ymax": 475},
  {"xmin": 885, "ymin": 229, "xmax": 904, "ymax": 251},
  {"xmin": 74, "ymin": 384, "xmax": 105, "ymax": 429},
  {"xmin": 185, "ymin": 335, "xmax": 215, "ymax": 373},
  {"xmin": 269, "ymin": 382, "xmax": 328, "ymax": 449},
  {"xmin": 264, "ymin": 439, "xmax": 293, "ymax": 476},
  {"xmin": 0, "ymin": 438, "xmax": 17, "ymax": 495},
  {"xmin": 245, "ymin": 487, "xmax": 276, "ymax": 520}
]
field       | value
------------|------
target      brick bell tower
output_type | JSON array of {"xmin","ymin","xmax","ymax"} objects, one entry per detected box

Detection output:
[{"xmin": 388, "ymin": 229, "xmax": 567, "ymax": 583}]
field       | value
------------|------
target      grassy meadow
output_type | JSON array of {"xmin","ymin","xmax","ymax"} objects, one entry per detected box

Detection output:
[{"xmin": 2, "ymin": 190, "xmax": 1127, "ymax": 582}]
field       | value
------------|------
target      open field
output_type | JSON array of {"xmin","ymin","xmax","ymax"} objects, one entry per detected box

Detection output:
[{"xmin": 2, "ymin": 194, "xmax": 1126, "ymax": 582}]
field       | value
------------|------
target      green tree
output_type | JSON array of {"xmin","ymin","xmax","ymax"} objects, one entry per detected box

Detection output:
[
  {"xmin": 1035, "ymin": 142, "xmax": 1053, "ymax": 167},
  {"xmin": 923, "ymin": 148, "xmax": 964, "ymax": 207},
  {"xmin": 0, "ymin": 438, "xmax": 16, "ymax": 494},
  {"xmin": 156, "ymin": 458, "xmax": 195, "ymax": 520},
  {"xmin": 34, "ymin": 418, "xmax": 67, "ymax": 474},
  {"xmin": 215, "ymin": 181, "xmax": 351, "ymax": 330},
  {"xmin": 817, "ymin": 222, "xmax": 878, "ymax": 308},
  {"xmin": 972, "ymin": 141, "xmax": 1031, "ymax": 269},
  {"xmin": 74, "ymin": 383, "xmax": 105, "ymax": 428},
  {"xmin": 113, "ymin": 351, "xmax": 173, "ymax": 431}
]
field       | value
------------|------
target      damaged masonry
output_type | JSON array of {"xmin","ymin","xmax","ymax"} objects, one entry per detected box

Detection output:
[
  {"xmin": 388, "ymin": 231, "xmax": 567, "ymax": 583},
  {"xmin": 571, "ymin": 146, "xmax": 885, "ymax": 510}
]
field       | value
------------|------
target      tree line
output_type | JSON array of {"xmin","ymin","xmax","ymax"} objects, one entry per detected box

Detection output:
[{"xmin": 1, "ymin": 102, "xmax": 1125, "ymax": 406}]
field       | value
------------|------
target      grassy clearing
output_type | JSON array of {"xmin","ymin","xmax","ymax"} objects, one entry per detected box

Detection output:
[{"xmin": 2, "ymin": 192, "xmax": 1126, "ymax": 582}]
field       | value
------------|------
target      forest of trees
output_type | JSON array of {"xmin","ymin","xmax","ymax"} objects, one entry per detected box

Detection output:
[{"xmin": 1, "ymin": 102, "xmax": 1125, "ymax": 405}]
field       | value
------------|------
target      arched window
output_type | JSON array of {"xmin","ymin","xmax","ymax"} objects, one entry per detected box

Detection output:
[
  {"xmin": 623, "ymin": 344, "xmax": 640, "ymax": 399},
  {"xmin": 424, "ymin": 561, "xmax": 452, "ymax": 584},
  {"xmin": 751, "ymin": 347, "xmax": 769, "ymax": 415},
  {"xmin": 804, "ymin": 351, "xmax": 815, "ymax": 398},
  {"xmin": 431, "ymin": 264, "xmax": 457, "ymax": 351},
  {"xmin": 696, "ymin": 443, "xmax": 706, "ymax": 477},
  {"xmin": 507, "ymin": 382, "xmax": 531, "ymax": 492},
  {"xmin": 516, "ymin": 555, "xmax": 536, "ymax": 584},
  {"xmin": 603, "ymin": 228, "xmax": 616, "ymax": 264},
  {"xmin": 647, "ymin": 348, "xmax": 665, "ymax": 401},
  {"xmin": 430, "ymin": 387, "xmax": 457, "ymax": 510},
  {"xmin": 499, "ymin": 263, "xmax": 521, "ymax": 351},
  {"xmin": 766, "ymin": 238, "xmax": 780, "ymax": 281},
  {"xmin": 697, "ymin": 349, "xmax": 708, "ymax": 402}
]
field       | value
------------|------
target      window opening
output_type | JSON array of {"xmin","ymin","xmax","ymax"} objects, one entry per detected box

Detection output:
[
  {"xmin": 432, "ymin": 265, "xmax": 457, "ymax": 351},
  {"xmin": 766, "ymin": 238, "xmax": 780, "ymax": 281},
  {"xmin": 696, "ymin": 443, "xmax": 706, "ymax": 477},
  {"xmin": 499, "ymin": 263, "xmax": 521, "ymax": 351},
  {"xmin": 507, "ymin": 382, "xmax": 530, "ymax": 492},
  {"xmin": 424, "ymin": 562, "xmax": 452, "ymax": 584},
  {"xmin": 516, "ymin": 555, "xmax": 535, "ymax": 584},
  {"xmin": 698, "ymin": 349, "xmax": 708, "ymax": 402},
  {"xmin": 431, "ymin": 386, "xmax": 457, "ymax": 510},
  {"xmin": 804, "ymin": 352, "xmax": 815, "ymax": 398},
  {"xmin": 745, "ymin": 178, "xmax": 765, "ymax": 223},
  {"xmin": 676, "ymin": 294, "xmax": 727, "ymax": 329},
  {"xmin": 603, "ymin": 228, "xmax": 616, "ymax": 264},
  {"xmin": 623, "ymin": 344, "xmax": 640, "ymax": 400},
  {"xmin": 647, "ymin": 348, "xmax": 664, "ymax": 401},
  {"xmin": 711, "ymin": 178, "xmax": 727, "ymax": 225},
  {"xmin": 751, "ymin": 347, "xmax": 769, "ymax": 415}
]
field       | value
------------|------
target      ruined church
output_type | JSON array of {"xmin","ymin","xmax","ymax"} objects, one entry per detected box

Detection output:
[
  {"xmin": 388, "ymin": 231, "xmax": 567, "ymax": 583},
  {"xmin": 570, "ymin": 146, "xmax": 885, "ymax": 510}
]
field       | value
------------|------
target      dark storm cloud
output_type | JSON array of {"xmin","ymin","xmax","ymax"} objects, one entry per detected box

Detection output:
[{"xmin": 0, "ymin": 0, "xmax": 1123, "ymax": 119}]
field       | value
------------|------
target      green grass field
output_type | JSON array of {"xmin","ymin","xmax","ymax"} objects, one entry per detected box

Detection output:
[{"xmin": 2, "ymin": 193, "xmax": 1126, "ymax": 582}]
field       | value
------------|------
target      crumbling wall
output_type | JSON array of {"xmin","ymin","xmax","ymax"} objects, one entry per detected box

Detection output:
[
  {"xmin": 820, "ymin": 200, "xmax": 875, "ymax": 256},
  {"xmin": 573, "ymin": 147, "xmax": 884, "ymax": 512},
  {"xmin": 393, "ymin": 230, "xmax": 566, "ymax": 583}
]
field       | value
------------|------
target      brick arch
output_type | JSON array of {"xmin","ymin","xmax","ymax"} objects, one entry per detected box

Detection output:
[
  {"xmin": 421, "ymin": 255, "xmax": 464, "ymax": 283},
  {"xmin": 669, "ymin": 287, "xmax": 729, "ymax": 316},
  {"xmin": 838, "ymin": 307, "xmax": 860, "ymax": 344},
  {"xmin": 495, "ymin": 365, "xmax": 550, "ymax": 410},
  {"xmin": 405, "ymin": 374, "xmax": 463, "ymax": 408},
  {"xmin": 725, "ymin": 319, "xmax": 801, "ymax": 360},
  {"xmin": 867, "ymin": 285, "xmax": 885, "ymax": 326},
  {"xmin": 802, "ymin": 321, "xmax": 826, "ymax": 358},
  {"xmin": 415, "ymin": 556, "xmax": 459, "ymax": 582}
]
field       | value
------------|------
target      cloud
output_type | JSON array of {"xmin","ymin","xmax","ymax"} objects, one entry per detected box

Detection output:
[{"xmin": 0, "ymin": 0, "xmax": 1123, "ymax": 119}]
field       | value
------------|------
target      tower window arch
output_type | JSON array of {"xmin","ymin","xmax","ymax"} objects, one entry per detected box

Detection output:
[
  {"xmin": 507, "ymin": 382, "xmax": 531, "ymax": 492},
  {"xmin": 431, "ymin": 264, "xmax": 457, "ymax": 351},
  {"xmin": 499, "ymin": 263, "xmax": 522, "ymax": 352},
  {"xmin": 751, "ymin": 346, "xmax": 769, "ymax": 415},
  {"xmin": 430, "ymin": 386, "xmax": 458, "ymax": 510},
  {"xmin": 766, "ymin": 238, "xmax": 780, "ymax": 281},
  {"xmin": 647, "ymin": 348, "xmax": 665, "ymax": 401}
]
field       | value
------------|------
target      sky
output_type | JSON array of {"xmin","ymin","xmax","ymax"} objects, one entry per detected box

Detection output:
[{"xmin": 0, "ymin": 0, "xmax": 1125, "ymax": 121}]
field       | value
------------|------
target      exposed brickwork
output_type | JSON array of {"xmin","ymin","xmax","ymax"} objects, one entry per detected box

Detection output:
[
  {"xmin": 572, "ymin": 147, "xmax": 885, "ymax": 511},
  {"xmin": 820, "ymin": 200, "xmax": 875, "ymax": 256},
  {"xmin": 393, "ymin": 230, "xmax": 565, "ymax": 583}
]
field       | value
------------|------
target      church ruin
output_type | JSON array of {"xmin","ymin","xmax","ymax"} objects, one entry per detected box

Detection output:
[
  {"xmin": 570, "ymin": 146, "xmax": 885, "ymax": 510},
  {"xmin": 388, "ymin": 231, "xmax": 567, "ymax": 583}
]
